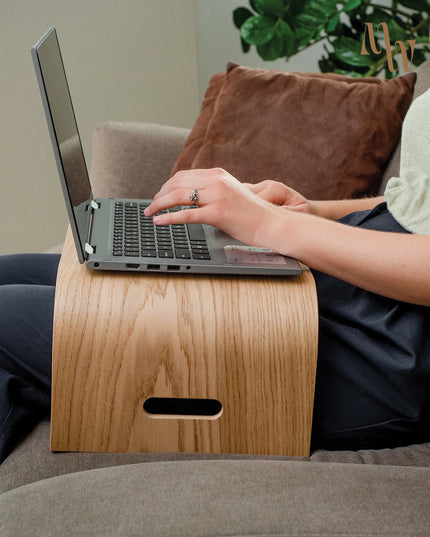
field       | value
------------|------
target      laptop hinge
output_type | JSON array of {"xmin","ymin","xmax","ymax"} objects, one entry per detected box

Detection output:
[
  {"xmin": 85, "ymin": 242, "xmax": 96, "ymax": 255},
  {"xmin": 84, "ymin": 199, "xmax": 100, "ymax": 258}
]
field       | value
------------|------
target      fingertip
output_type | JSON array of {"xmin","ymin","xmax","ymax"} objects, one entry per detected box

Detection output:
[{"xmin": 152, "ymin": 215, "xmax": 166, "ymax": 225}]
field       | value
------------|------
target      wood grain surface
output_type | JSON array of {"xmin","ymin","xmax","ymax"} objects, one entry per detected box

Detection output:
[{"xmin": 51, "ymin": 227, "xmax": 318, "ymax": 456}]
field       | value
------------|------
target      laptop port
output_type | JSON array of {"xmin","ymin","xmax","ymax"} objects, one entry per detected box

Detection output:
[
  {"xmin": 147, "ymin": 264, "xmax": 160, "ymax": 270},
  {"xmin": 126, "ymin": 263, "xmax": 140, "ymax": 269},
  {"xmin": 167, "ymin": 265, "xmax": 180, "ymax": 271}
]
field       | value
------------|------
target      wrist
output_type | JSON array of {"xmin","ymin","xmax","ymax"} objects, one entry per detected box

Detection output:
[
  {"xmin": 306, "ymin": 200, "xmax": 320, "ymax": 217},
  {"xmin": 308, "ymin": 200, "xmax": 334, "ymax": 219},
  {"xmin": 256, "ymin": 205, "xmax": 300, "ymax": 257}
]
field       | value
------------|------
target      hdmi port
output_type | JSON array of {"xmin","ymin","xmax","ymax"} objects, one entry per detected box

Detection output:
[{"xmin": 126, "ymin": 263, "xmax": 140, "ymax": 269}]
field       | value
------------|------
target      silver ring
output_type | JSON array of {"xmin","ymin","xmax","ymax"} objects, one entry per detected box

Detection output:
[{"xmin": 189, "ymin": 188, "xmax": 199, "ymax": 208}]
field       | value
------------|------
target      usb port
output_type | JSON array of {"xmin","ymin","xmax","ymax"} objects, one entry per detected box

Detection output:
[
  {"xmin": 167, "ymin": 265, "xmax": 180, "ymax": 271},
  {"xmin": 147, "ymin": 264, "xmax": 160, "ymax": 270}
]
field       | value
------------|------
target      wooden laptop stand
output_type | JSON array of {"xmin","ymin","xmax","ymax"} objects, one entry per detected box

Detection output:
[{"xmin": 51, "ymin": 228, "xmax": 318, "ymax": 457}]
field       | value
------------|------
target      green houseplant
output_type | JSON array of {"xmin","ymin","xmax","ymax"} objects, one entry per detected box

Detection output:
[{"xmin": 233, "ymin": 0, "xmax": 430, "ymax": 77}]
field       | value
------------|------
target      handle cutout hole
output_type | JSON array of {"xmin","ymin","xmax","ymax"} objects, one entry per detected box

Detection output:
[{"xmin": 143, "ymin": 397, "xmax": 222, "ymax": 420}]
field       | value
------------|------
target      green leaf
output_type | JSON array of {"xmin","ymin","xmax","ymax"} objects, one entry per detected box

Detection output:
[
  {"xmin": 334, "ymin": 69, "xmax": 362, "ymax": 77},
  {"xmin": 255, "ymin": 19, "xmax": 295, "ymax": 60},
  {"xmin": 411, "ymin": 48, "xmax": 428, "ymax": 66},
  {"xmin": 233, "ymin": 7, "xmax": 254, "ymax": 30},
  {"xmin": 396, "ymin": 0, "xmax": 430, "ymax": 11},
  {"xmin": 323, "ymin": 50, "xmax": 370, "ymax": 75},
  {"xmin": 254, "ymin": 0, "xmax": 285, "ymax": 18},
  {"xmin": 250, "ymin": 0, "xmax": 262, "ymax": 14},
  {"xmin": 333, "ymin": 36, "xmax": 374, "ymax": 67},
  {"xmin": 318, "ymin": 57, "xmax": 337, "ymax": 72},
  {"xmin": 385, "ymin": 67, "xmax": 396, "ymax": 79},
  {"xmin": 388, "ymin": 20, "xmax": 409, "ymax": 42},
  {"xmin": 295, "ymin": 12, "xmax": 324, "ymax": 30},
  {"xmin": 417, "ymin": 16, "xmax": 430, "ymax": 37},
  {"xmin": 317, "ymin": 0, "xmax": 339, "ymax": 9},
  {"xmin": 304, "ymin": 0, "xmax": 334, "ymax": 23},
  {"xmin": 240, "ymin": 15, "xmax": 277, "ymax": 45},
  {"xmin": 366, "ymin": 9, "xmax": 408, "ymax": 42},
  {"xmin": 327, "ymin": 12, "xmax": 340, "ymax": 32},
  {"xmin": 257, "ymin": 28, "xmax": 284, "ymax": 60},
  {"xmin": 278, "ymin": 20, "xmax": 295, "ymax": 56},
  {"xmin": 240, "ymin": 37, "xmax": 251, "ymax": 53},
  {"xmin": 286, "ymin": 0, "xmax": 304, "ymax": 18},
  {"xmin": 344, "ymin": 0, "xmax": 362, "ymax": 12},
  {"xmin": 294, "ymin": 27, "xmax": 317, "ymax": 49}
]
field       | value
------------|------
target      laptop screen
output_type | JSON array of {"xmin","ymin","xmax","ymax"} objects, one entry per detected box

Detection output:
[{"xmin": 32, "ymin": 27, "xmax": 92, "ymax": 263}]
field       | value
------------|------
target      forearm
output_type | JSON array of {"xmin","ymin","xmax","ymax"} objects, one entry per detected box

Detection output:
[
  {"xmin": 266, "ymin": 210, "xmax": 430, "ymax": 306},
  {"xmin": 147, "ymin": 169, "xmax": 429, "ymax": 306},
  {"xmin": 309, "ymin": 196, "xmax": 384, "ymax": 220}
]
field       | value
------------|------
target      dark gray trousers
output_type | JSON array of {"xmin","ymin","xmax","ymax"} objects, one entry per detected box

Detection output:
[{"xmin": 0, "ymin": 254, "xmax": 59, "ymax": 463}]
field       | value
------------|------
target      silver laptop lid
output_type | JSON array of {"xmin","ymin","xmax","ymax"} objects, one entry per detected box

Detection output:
[{"xmin": 32, "ymin": 26, "xmax": 92, "ymax": 263}]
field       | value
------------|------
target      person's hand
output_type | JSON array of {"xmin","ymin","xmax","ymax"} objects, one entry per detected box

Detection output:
[
  {"xmin": 243, "ymin": 180, "xmax": 314, "ymax": 214},
  {"xmin": 144, "ymin": 168, "xmax": 286, "ymax": 249}
]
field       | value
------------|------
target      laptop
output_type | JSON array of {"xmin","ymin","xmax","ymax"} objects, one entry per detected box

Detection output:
[{"xmin": 32, "ymin": 27, "xmax": 302, "ymax": 276}]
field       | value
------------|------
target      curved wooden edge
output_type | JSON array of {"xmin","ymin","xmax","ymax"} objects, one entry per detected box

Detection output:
[{"xmin": 52, "ymin": 227, "xmax": 318, "ymax": 456}]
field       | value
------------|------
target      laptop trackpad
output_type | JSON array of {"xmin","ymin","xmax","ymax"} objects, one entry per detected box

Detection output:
[{"xmin": 212, "ymin": 228, "xmax": 289, "ymax": 266}]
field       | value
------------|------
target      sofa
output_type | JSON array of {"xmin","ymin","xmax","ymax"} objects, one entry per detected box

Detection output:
[{"xmin": 1, "ymin": 61, "xmax": 430, "ymax": 536}]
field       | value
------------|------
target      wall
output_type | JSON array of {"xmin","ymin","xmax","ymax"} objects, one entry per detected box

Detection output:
[
  {"xmin": 0, "ymin": 0, "xmax": 199, "ymax": 254},
  {"xmin": 194, "ymin": 0, "xmax": 324, "ymax": 100}
]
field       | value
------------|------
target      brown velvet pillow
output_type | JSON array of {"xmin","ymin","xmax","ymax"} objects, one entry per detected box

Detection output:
[{"xmin": 171, "ymin": 63, "xmax": 416, "ymax": 200}]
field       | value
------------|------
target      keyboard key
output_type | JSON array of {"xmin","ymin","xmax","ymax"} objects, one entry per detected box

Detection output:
[
  {"xmin": 158, "ymin": 250, "xmax": 174, "ymax": 258},
  {"xmin": 192, "ymin": 252, "xmax": 211, "ymax": 260},
  {"xmin": 142, "ymin": 250, "xmax": 157, "ymax": 257},
  {"xmin": 175, "ymin": 249, "xmax": 191, "ymax": 259}
]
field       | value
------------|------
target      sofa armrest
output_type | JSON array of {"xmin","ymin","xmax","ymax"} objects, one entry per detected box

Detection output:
[{"xmin": 90, "ymin": 121, "xmax": 190, "ymax": 199}]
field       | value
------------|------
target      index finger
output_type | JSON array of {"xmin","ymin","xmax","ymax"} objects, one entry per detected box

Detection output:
[{"xmin": 144, "ymin": 189, "xmax": 190, "ymax": 217}]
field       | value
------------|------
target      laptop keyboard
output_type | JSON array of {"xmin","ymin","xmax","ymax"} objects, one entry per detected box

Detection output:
[{"xmin": 112, "ymin": 202, "xmax": 211, "ymax": 260}]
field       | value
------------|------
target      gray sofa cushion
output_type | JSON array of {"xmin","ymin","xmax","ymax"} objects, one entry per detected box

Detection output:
[
  {"xmin": 90, "ymin": 122, "xmax": 190, "ymax": 199},
  {"xmin": 0, "ymin": 420, "xmax": 300, "ymax": 494},
  {"xmin": 311, "ymin": 442, "xmax": 430, "ymax": 466},
  {"xmin": 2, "ymin": 419, "xmax": 430, "ymax": 495},
  {"xmin": 1, "ymin": 459, "xmax": 430, "ymax": 536}
]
